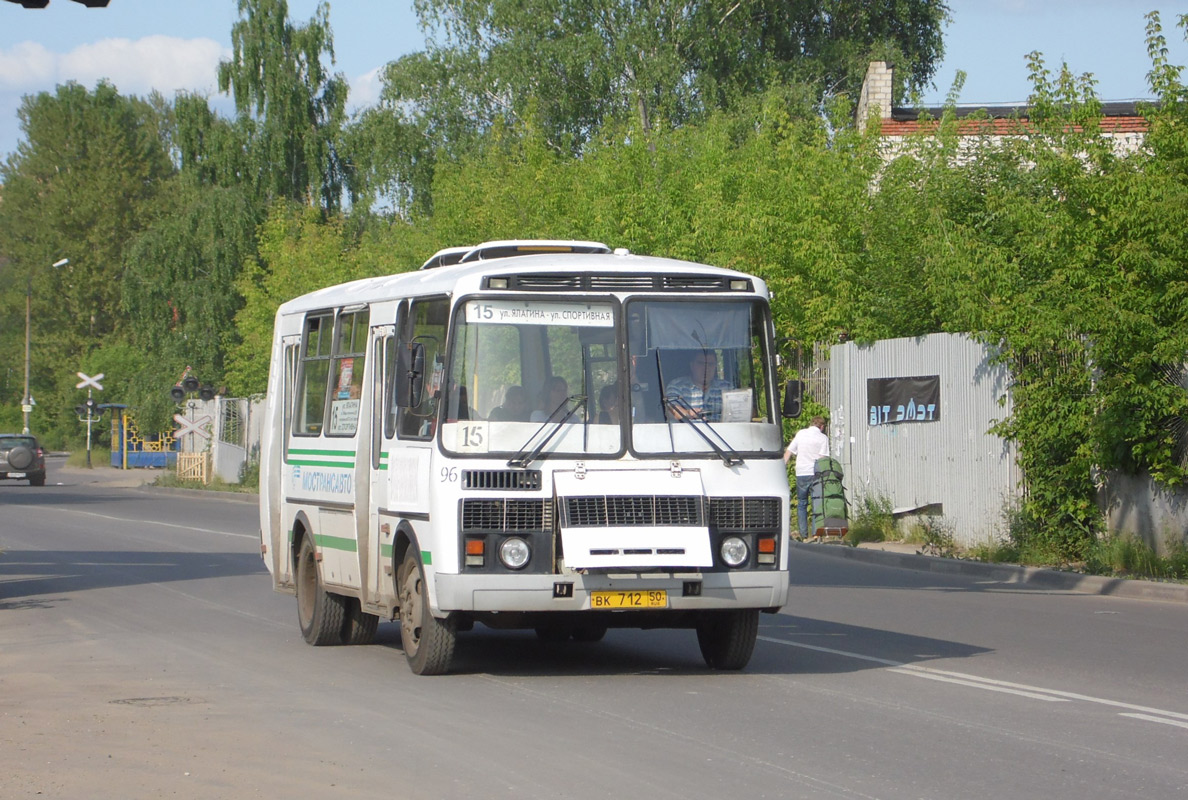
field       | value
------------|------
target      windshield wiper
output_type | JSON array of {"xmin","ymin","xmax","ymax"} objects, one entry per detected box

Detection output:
[
  {"xmin": 507, "ymin": 395, "xmax": 587, "ymax": 468},
  {"xmin": 662, "ymin": 394, "xmax": 745, "ymax": 467}
]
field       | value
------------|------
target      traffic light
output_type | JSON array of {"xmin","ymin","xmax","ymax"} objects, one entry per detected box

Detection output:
[{"xmin": 75, "ymin": 397, "xmax": 103, "ymax": 418}]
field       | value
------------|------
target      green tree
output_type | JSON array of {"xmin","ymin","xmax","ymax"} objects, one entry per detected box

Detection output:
[
  {"xmin": 225, "ymin": 202, "xmax": 424, "ymax": 395},
  {"xmin": 218, "ymin": 0, "xmax": 349, "ymax": 209},
  {"xmin": 120, "ymin": 175, "xmax": 262, "ymax": 429},
  {"xmin": 0, "ymin": 81, "xmax": 172, "ymax": 444},
  {"xmin": 386, "ymin": 0, "xmax": 948, "ymax": 161}
]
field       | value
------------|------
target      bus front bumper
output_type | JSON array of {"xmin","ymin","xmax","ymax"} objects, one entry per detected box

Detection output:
[{"xmin": 434, "ymin": 570, "xmax": 789, "ymax": 614}]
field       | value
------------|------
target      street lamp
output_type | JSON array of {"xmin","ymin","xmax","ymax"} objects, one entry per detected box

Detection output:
[{"xmin": 22, "ymin": 257, "xmax": 68, "ymax": 434}]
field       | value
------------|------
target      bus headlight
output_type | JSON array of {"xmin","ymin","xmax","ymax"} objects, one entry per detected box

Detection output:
[
  {"xmin": 499, "ymin": 537, "xmax": 531, "ymax": 570},
  {"xmin": 720, "ymin": 536, "xmax": 748, "ymax": 567}
]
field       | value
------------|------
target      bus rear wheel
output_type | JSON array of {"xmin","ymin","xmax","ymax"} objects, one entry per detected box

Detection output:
[
  {"xmin": 397, "ymin": 550, "xmax": 456, "ymax": 675},
  {"xmin": 342, "ymin": 597, "xmax": 379, "ymax": 645},
  {"xmin": 296, "ymin": 537, "xmax": 346, "ymax": 646},
  {"xmin": 695, "ymin": 609, "xmax": 759, "ymax": 670}
]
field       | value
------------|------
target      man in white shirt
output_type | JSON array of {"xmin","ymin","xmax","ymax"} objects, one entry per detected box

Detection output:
[{"xmin": 784, "ymin": 416, "xmax": 830, "ymax": 540}]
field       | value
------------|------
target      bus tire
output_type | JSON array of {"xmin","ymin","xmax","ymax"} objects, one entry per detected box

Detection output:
[
  {"xmin": 695, "ymin": 609, "xmax": 758, "ymax": 670},
  {"xmin": 296, "ymin": 537, "xmax": 346, "ymax": 646},
  {"xmin": 342, "ymin": 597, "xmax": 379, "ymax": 645},
  {"xmin": 397, "ymin": 550, "xmax": 455, "ymax": 675}
]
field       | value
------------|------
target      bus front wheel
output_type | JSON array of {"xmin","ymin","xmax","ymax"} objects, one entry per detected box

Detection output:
[
  {"xmin": 695, "ymin": 609, "xmax": 759, "ymax": 670},
  {"xmin": 296, "ymin": 537, "xmax": 346, "ymax": 646},
  {"xmin": 397, "ymin": 551, "xmax": 456, "ymax": 675}
]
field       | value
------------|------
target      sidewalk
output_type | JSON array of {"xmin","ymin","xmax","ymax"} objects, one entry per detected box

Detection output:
[
  {"xmin": 54, "ymin": 461, "xmax": 160, "ymax": 489},
  {"xmin": 794, "ymin": 538, "xmax": 1188, "ymax": 605},
  {"xmin": 56, "ymin": 460, "xmax": 263, "ymax": 502}
]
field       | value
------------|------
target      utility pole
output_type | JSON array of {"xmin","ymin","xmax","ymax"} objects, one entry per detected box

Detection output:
[{"xmin": 23, "ymin": 257, "xmax": 68, "ymax": 434}]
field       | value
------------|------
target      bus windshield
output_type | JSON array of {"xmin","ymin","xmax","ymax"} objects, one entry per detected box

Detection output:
[
  {"xmin": 442, "ymin": 298, "xmax": 621, "ymax": 458},
  {"xmin": 627, "ymin": 298, "xmax": 782, "ymax": 456}
]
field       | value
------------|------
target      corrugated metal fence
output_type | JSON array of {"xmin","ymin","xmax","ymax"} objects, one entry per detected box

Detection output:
[{"xmin": 828, "ymin": 333, "xmax": 1021, "ymax": 545}]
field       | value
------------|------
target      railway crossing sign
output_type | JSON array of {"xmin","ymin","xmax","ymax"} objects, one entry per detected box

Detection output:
[
  {"xmin": 173, "ymin": 413, "xmax": 212, "ymax": 440},
  {"xmin": 76, "ymin": 372, "xmax": 104, "ymax": 391}
]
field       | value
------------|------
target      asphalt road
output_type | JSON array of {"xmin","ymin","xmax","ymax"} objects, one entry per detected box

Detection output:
[{"xmin": 2, "ymin": 458, "xmax": 1187, "ymax": 799}]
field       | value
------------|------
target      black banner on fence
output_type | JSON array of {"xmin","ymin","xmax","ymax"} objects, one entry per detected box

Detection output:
[{"xmin": 867, "ymin": 375, "xmax": 940, "ymax": 426}]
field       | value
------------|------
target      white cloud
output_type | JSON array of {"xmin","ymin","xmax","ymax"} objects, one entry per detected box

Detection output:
[
  {"xmin": 348, "ymin": 66, "xmax": 383, "ymax": 111},
  {"xmin": 0, "ymin": 35, "xmax": 229, "ymax": 97},
  {"xmin": 0, "ymin": 41, "xmax": 57, "ymax": 90}
]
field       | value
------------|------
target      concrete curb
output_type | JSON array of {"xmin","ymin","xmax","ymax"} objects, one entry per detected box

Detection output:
[{"xmin": 796, "ymin": 542, "xmax": 1188, "ymax": 605}]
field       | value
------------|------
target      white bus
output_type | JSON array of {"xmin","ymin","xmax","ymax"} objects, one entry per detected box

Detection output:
[{"xmin": 259, "ymin": 241, "xmax": 799, "ymax": 674}]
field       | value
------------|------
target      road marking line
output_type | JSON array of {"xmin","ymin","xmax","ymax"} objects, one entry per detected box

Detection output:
[
  {"xmin": 886, "ymin": 667, "xmax": 1068, "ymax": 701},
  {"xmin": 44, "ymin": 507, "xmax": 255, "ymax": 539},
  {"xmin": 1118, "ymin": 713, "xmax": 1188, "ymax": 730},
  {"xmin": 760, "ymin": 635, "xmax": 1188, "ymax": 723}
]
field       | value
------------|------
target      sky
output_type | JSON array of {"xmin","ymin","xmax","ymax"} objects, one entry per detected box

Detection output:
[{"xmin": 0, "ymin": 0, "xmax": 1185, "ymax": 161}]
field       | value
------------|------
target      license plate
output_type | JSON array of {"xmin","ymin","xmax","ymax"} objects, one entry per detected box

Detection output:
[
  {"xmin": 6, "ymin": 472, "xmax": 25, "ymax": 478},
  {"xmin": 591, "ymin": 590, "xmax": 667, "ymax": 609}
]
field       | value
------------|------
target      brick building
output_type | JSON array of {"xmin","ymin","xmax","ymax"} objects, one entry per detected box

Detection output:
[{"xmin": 856, "ymin": 61, "xmax": 1149, "ymax": 154}]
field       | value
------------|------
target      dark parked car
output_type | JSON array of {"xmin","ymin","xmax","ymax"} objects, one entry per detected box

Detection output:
[{"xmin": 0, "ymin": 434, "xmax": 46, "ymax": 486}]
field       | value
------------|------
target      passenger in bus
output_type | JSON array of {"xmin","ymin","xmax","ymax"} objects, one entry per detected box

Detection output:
[
  {"xmin": 490, "ymin": 385, "xmax": 529, "ymax": 421},
  {"xmin": 665, "ymin": 350, "xmax": 731, "ymax": 421},
  {"xmin": 531, "ymin": 376, "xmax": 569, "ymax": 422},
  {"xmin": 598, "ymin": 383, "xmax": 620, "ymax": 424}
]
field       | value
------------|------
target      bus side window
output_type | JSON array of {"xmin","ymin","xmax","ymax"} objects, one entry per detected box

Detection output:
[
  {"xmin": 396, "ymin": 296, "xmax": 449, "ymax": 440},
  {"xmin": 383, "ymin": 334, "xmax": 398, "ymax": 439},
  {"xmin": 282, "ymin": 341, "xmax": 299, "ymax": 460},
  {"xmin": 294, "ymin": 313, "xmax": 333, "ymax": 436},
  {"xmin": 326, "ymin": 308, "xmax": 369, "ymax": 437}
]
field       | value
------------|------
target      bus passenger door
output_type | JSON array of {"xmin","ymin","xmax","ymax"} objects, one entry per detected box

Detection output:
[
  {"xmin": 366, "ymin": 324, "xmax": 395, "ymax": 608},
  {"xmin": 269, "ymin": 334, "xmax": 301, "ymax": 588}
]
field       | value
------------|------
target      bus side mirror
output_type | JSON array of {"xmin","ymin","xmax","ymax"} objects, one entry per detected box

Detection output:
[
  {"xmin": 404, "ymin": 341, "xmax": 426, "ymax": 408},
  {"xmin": 782, "ymin": 379, "xmax": 803, "ymax": 419}
]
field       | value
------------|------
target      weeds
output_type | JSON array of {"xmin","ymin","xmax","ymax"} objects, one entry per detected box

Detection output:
[
  {"xmin": 238, "ymin": 458, "xmax": 260, "ymax": 490},
  {"xmin": 1083, "ymin": 535, "xmax": 1188, "ymax": 581},
  {"xmin": 844, "ymin": 493, "xmax": 895, "ymax": 546},
  {"xmin": 153, "ymin": 471, "xmax": 257, "ymax": 494},
  {"xmin": 911, "ymin": 517, "xmax": 957, "ymax": 558}
]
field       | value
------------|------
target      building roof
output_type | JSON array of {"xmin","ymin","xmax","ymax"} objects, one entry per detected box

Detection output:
[
  {"xmin": 879, "ymin": 100, "xmax": 1151, "ymax": 137},
  {"xmin": 857, "ymin": 61, "xmax": 1152, "ymax": 139}
]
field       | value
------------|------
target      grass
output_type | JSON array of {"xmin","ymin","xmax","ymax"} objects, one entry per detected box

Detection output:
[
  {"xmin": 66, "ymin": 446, "xmax": 112, "ymax": 468},
  {"xmin": 1082, "ymin": 535, "xmax": 1188, "ymax": 581},
  {"xmin": 153, "ymin": 471, "xmax": 258, "ymax": 494},
  {"xmin": 943, "ymin": 529, "xmax": 1188, "ymax": 583}
]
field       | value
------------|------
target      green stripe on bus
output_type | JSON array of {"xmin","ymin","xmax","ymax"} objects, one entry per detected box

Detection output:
[
  {"xmin": 289, "ymin": 448, "xmax": 357, "ymax": 456},
  {"xmin": 380, "ymin": 543, "xmax": 394, "ymax": 559},
  {"xmin": 314, "ymin": 534, "xmax": 358, "ymax": 553},
  {"xmin": 289, "ymin": 459, "xmax": 354, "ymax": 468},
  {"xmin": 421, "ymin": 550, "xmax": 432, "ymax": 566}
]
